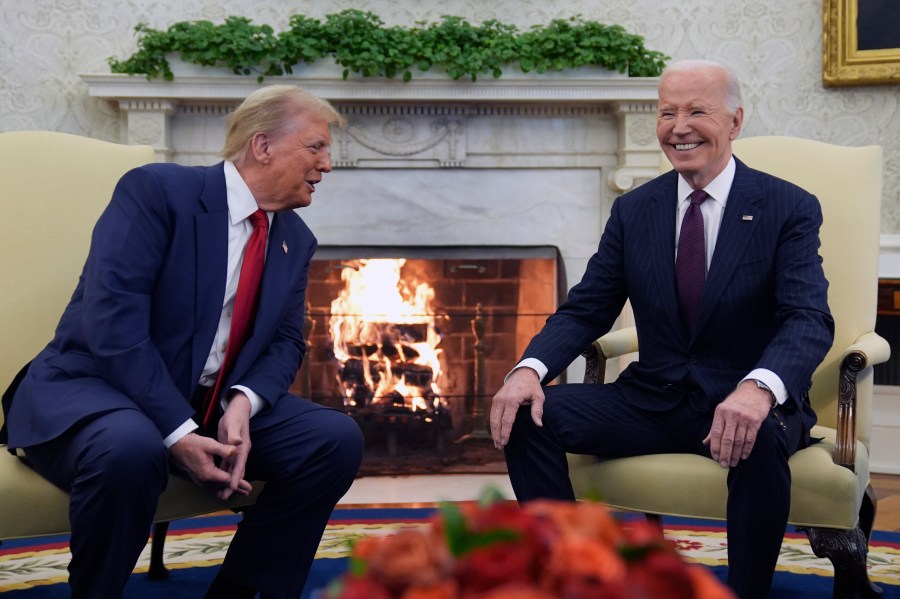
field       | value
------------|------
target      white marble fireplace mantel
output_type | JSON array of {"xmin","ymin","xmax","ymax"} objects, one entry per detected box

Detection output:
[{"xmin": 81, "ymin": 71, "xmax": 663, "ymax": 194}]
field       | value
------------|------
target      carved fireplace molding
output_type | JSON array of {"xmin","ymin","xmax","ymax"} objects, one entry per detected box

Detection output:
[{"xmin": 81, "ymin": 72, "xmax": 662, "ymax": 194}]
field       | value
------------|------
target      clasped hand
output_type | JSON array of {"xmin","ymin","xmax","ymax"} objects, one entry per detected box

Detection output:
[
  {"xmin": 703, "ymin": 380, "xmax": 773, "ymax": 468},
  {"xmin": 169, "ymin": 394, "xmax": 253, "ymax": 500}
]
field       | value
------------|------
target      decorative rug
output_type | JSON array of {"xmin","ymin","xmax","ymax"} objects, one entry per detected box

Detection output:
[{"xmin": 0, "ymin": 508, "xmax": 898, "ymax": 597}]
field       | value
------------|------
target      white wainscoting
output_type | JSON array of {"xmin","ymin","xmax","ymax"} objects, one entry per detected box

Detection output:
[{"xmin": 872, "ymin": 385, "xmax": 900, "ymax": 474}]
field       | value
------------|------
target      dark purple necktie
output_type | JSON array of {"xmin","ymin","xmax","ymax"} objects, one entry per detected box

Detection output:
[{"xmin": 675, "ymin": 189, "xmax": 708, "ymax": 331}]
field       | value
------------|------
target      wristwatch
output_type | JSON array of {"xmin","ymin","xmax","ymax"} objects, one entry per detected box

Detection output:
[{"xmin": 753, "ymin": 379, "xmax": 777, "ymax": 408}]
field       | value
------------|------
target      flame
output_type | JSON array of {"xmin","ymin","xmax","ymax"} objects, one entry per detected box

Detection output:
[{"xmin": 329, "ymin": 259, "xmax": 444, "ymax": 412}]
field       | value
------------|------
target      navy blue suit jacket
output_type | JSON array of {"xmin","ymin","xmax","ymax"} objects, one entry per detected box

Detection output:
[
  {"xmin": 522, "ymin": 157, "xmax": 834, "ymax": 431},
  {"xmin": 6, "ymin": 162, "xmax": 317, "ymax": 449}
]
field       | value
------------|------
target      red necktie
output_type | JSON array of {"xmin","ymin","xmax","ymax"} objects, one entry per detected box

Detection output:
[
  {"xmin": 201, "ymin": 209, "xmax": 269, "ymax": 429},
  {"xmin": 675, "ymin": 189, "xmax": 708, "ymax": 331}
]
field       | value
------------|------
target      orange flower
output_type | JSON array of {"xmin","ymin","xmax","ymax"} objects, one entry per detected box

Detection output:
[
  {"xmin": 328, "ymin": 575, "xmax": 392, "ymax": 599},
  {"xmin": 364, "ymin": 528, "xmax": 453, "ymax": 592},
  {"xmin": 401, "ymin": 579, "xmax": 460, "ymax": 599},
  {"xmin": 686, "ymin": 565, "xmax": 738, "ymax": 599},
  {"xmin": 628, "ymin": 550, "xmax": 694, "ymax": 599},
  {"xmin": 525, "ymin": 499, "xmax": 623, "ymax": 546},
  {"xmin": 350, "ymin": 535, "xmax": 381, "ymax": 563},
  {"xmin": 555, "ymin": 577, "xmax": 631, "ymax": 599},
  {"xmin": 467, "ymin": 582, "xmax": 557, "ymax": 599},
  {"xmin": 541, "ymin": 536, "xmax": 627, "ymax": 594}
]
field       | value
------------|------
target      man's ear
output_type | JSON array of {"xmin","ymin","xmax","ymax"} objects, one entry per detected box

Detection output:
[
  {"xmin": 729, "ymin": 107, "xmax": 744, "ymax": 141},
  {"xmin": 248, "ymin": 132, "xmax": 271, "ymax": 165}
]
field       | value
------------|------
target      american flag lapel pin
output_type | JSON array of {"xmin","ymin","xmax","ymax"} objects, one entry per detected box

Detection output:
[
  {"xmin": 282, "ymin": 241, "xmax": 289, "ymax": 254},
  {"xmin": 742, "ymin": 215, "xmax": 753, "ymax": 221}
]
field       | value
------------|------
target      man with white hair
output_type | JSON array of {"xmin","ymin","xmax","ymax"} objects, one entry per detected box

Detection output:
[{"xmin": 491, "ymin": 60, "xmax": 834, "ymax": 599}]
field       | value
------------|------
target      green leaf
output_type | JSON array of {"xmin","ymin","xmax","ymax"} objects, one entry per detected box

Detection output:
[
  {"xmin": 439, "ymin": 501, "xmax": 521, "ymax": 558},
  {"xmin": 107, "ymin": 10, "xmax": 668, "ymax": 82}
]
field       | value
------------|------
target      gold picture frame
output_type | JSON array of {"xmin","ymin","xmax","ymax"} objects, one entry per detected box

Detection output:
[{"xmin": 823, "ymin": 0, "xmax": 900, "ymax": 86}]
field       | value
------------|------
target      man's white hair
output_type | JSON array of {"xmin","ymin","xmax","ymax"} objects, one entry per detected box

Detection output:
[{"xmin": 660, "ymin": 59, "xmax": 743, "ymax": 114}]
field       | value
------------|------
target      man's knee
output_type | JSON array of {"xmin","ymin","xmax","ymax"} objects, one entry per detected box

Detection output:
[
  {"xmin": 320, "ymin": 410, "xmax": 364, "ymax": 476},
  {"xmin": 730, "ymin": 414, "xmax": 792, "ymax": 484},
  {"xmin": 749, "ymin": 413, "xmax": 791, "ymax": 461},
  {"xmin": 280, "ymin": 408, "xmax": 364, "ymax": 487},
  {"xmin": 83, "ymin": 414, "xmax": 168, "ymax": 489}
]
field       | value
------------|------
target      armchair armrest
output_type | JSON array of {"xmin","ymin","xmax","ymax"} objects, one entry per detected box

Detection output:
[
  {"xmin": 580, "ymin": 325, "xmax": 890, "ymax": 471},
  {"xmin": 845, "ymin": 331, "xmax": 891, "ymax": 366},
  {"xmin": 834, "ymin": 331, "xmax": 891, "ymax": 469},
  {"xmin": 582, "ymin": 327, "xmax": 638, "ymax": 384}
]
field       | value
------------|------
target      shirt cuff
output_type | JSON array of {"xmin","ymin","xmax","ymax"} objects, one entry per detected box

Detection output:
[
  {"xmin": 742, "ymin": 368, "xmax": 788, "ymax": 405},
  {"xmin": 229, "ymin": 385, "xmax": 265, "ymax": 418},
  {"xmin": 163, "ymin": 419, "xmax": 198, "ymax": 449},
  {"xmin": 507, "ymin": 358, "xmax": 548, "ymax": 384}
]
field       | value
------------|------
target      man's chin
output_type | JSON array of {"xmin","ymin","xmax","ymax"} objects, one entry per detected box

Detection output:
[
  {"xmin": 291, "ymin": 196, "xmax": 313, "ymax": 210},
  {"xmin": 665, "ymin": 152, "xmax": 700, "ymax": 175}
]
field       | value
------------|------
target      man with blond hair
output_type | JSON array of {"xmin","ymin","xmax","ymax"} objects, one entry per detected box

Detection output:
[
  {"xmin": 491, "ymin": 60, "xmax": 834, "ymax": 599},
  {"xmin": 3, "ymin": 85, "xmax": 363, "ymax": 598}
]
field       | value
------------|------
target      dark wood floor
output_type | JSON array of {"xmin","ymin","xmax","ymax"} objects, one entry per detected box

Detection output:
[{"xmin": 872, "ymin": 473, "xmax": 900, "ymax": 532}]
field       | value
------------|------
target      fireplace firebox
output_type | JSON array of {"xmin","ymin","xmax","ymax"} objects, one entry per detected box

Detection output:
[{"xmin": 290, "ymin": 246, "xmax": 563, "ymax": 469}]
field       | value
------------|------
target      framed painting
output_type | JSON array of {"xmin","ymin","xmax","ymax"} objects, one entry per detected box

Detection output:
[{"xmin": 823, "ymin": 0, "xmax": 900, "ymax": 86}]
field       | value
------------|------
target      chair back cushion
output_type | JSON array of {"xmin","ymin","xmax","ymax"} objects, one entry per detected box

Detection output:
[
  {"xmin": 730, "ymin": 137, "xmax": 883, "ymax": 442},
  {"xmin": 0, "ymin": 131, "xmax": 155, "ymax": 423}
]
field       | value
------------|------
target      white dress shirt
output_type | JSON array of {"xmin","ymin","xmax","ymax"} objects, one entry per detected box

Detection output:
[
  {"xmin": 163, "ymin": 161, "xmax": 271, "ymax": 448},
  {"xmin": 513, "ymin": 156, "xmax": 787, "ymax": 405}
]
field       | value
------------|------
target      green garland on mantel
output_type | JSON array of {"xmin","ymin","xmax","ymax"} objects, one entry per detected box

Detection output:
[{"xmin": 108, "ymin": 9, "xmax": 669, "ymax": 83}]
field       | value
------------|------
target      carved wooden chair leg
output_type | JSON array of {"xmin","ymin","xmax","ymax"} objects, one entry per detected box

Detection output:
[
  {"xmin": 801, "ymin": 525, "xmax": 882, "ymax": 599},
  {"xmin": 148, "ymin": 521, "xmax": 171, "ymax": 580}
]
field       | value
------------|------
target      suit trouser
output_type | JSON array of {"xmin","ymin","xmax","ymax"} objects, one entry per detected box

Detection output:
[
  {"xmin": 503, "ymin": 382, "xmax": 806, "ymax": 599},
  {"xmin": 25, "ymin": 397, "xmax": 364, "ymax": 599}
]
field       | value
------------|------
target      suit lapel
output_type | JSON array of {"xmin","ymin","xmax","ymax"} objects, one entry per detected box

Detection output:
[
  {"xmin": 694, "ymin": 159, "xmax": 762, "ymax": 334},
  {"xmin": 228, "ymin": 211, "xmax": 295, "ymax": 382},
  {"xmin": 192, "ymin": 165, "xmax": 229, "ymax": 385},
  {"xmin": 646, "ymin": 173, "xmax": 685, "ymax": 339}
]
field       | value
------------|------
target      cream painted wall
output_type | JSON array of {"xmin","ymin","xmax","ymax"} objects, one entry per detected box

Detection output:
[{"xmin": 1, "ymin": 0, "xmax": 898, "ymax": 230}]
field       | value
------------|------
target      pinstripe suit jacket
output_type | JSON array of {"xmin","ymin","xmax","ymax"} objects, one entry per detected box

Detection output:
[{"xmin": 523, "ymin": 157, "xmax": 834, "ymax": 428}]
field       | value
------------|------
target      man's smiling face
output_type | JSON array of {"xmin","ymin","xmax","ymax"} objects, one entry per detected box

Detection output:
[{"xmin": 656, "ymin": 65, "xmax": 743, "ymax": 190}]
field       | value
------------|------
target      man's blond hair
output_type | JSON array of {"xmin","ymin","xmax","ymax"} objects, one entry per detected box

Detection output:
[{"xmin": 221, "ymin": 85, "xmax": 346, "ymax": 162}]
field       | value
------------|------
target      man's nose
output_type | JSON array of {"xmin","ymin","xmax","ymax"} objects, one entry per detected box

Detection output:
[
  {"xmin": 672, "ymin": 114, "xmax": 691, "ymax": 134},
  {"xmin": 319, "ymin": 152, "xmax": 333, "ymax": 173}
]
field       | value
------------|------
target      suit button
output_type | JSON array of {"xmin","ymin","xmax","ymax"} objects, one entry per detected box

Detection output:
[
  {"xmin": 688, "ymin": 355, "xmax": 698, "ymax": 363},
  {"xmin": 662, "ymin": 384, "xmax": 677, "ymax": 392}
]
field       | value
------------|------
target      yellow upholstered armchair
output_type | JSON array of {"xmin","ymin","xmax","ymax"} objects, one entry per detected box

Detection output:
[
  {"xmin": 0, "ymin": 131, "xmax": 261, "ymax": 579},
  {"xmin": 569, "ymin": 136, "xmax": 889, "ymax": 599}
]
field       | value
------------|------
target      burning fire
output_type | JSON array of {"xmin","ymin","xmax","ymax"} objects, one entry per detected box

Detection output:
[{"xmin": 329, "ymin": 259, "xmax": 445, "ymax": 412}]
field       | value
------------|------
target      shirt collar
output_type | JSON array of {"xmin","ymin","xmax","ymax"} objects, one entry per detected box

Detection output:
[
  {"xmin": 676, "ymin": 155, "xmax": 736, "ymax": 207},
  {"xmin": 223, "ymin": 160, "xmax": 264, "ymax": 226}
]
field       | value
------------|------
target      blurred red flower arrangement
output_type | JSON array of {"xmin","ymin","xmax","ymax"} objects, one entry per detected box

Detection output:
[{"xmin": 324, "ymin": 495, "xmax": 735, "ymax": 599}]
